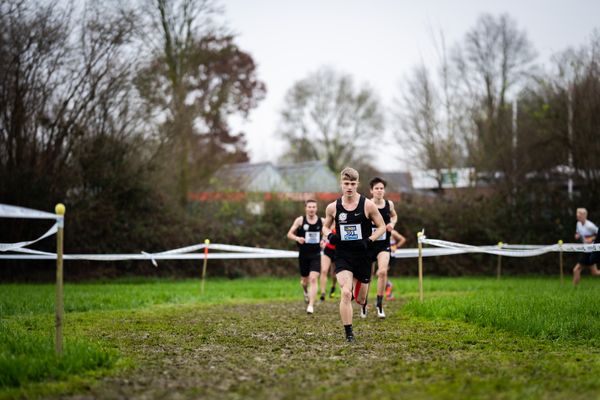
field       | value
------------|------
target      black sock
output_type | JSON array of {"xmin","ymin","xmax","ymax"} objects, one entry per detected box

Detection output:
[
  {"xmin": 330, "ymin": 285, "xmax": 336, "ymax": 293},
  {"xmin": 344, "ymin": 324, "xmax": 353, "ymax": 337},
  {"xmin": 377, "ymin": 295, "xmax": 383, "ymax": 309}
]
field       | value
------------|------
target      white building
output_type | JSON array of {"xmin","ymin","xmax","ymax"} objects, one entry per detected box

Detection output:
[{"xmin": 411, "ymin": 168, "xmax": 476, "ymax": 190}]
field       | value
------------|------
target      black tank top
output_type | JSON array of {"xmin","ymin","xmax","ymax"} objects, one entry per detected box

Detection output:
[
  {"xmin": 372, "ymin": 200, "xmax": 390, "ymax": 246},
  {"xmin": 296, "ymin": 215, "xmax": 322, "ymax": 256},
  {"xmin": 334, "ymin": 195, "xmax": 371, "ymax": 252}
]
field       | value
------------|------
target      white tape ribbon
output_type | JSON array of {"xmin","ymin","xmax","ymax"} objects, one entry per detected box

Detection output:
[
  {"xmin": 0, "ymin": 223, "xmax": 58, "ymax": 252},
  {"xmin": 0, "ymin": 241, "xmax": 298, "ymax": 263},
  {"xmin": 0, "ymin": 250, "xmax": 299, "ymax": 261},
  {"xmin": 141, "ymin": 251, "xmax": 158, "ymax": 267},
  {"xmin": 0, "ymin": 203, "xmax": 59, "ymax": 220}
]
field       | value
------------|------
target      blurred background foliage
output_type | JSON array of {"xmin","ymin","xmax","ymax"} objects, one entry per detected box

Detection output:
[{"xmin": 1, "ymin": 2, "xmax": 598, "ymax": 280}]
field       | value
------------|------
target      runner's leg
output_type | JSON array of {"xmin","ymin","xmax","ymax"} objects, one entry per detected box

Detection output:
[
  {"xmin": 573, "ymin": 263, "xmax": 583, "ymax": 286},
  {"xmin": 308, "ymin": 271, "xmax": 319, "ymax": 308},
  {"xmin": 320, "ymin": 253, "xmax": 331, "ymax": 300},
  {"xmin": 337, "ymin": 270, "xmax": 354, "ymax": 325}
]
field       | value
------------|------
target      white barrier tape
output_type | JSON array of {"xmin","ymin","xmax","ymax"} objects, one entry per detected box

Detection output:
[
  {"xmin": 556, "ymin": 243, "xmax": 600, "ymax": 253},
  {"xmin": 422, "ymin": 238, "xmax": 558, "ymax": 257},
  {"xmin": 418, "ymin": 238, "xmax": 600, "ymax": 258},
  {"xmin": 502, "ymin": 244, "xmax": 548, "ymax": 250},
  {"xmin": 0, "ymin": 241, "xmax": 298, "ymax": 262},
  {"xmin": 139, "ymin": 243, "xmax": 296, "ymax": 267},
  {"xmin": 141, "ymin": 251, "xmax": 158, "ymax": 267},
  {"xmin": 393, "ymin": 247, "xmax": 466, "ymax": 258},
  {"xmin": 0, "ymin": 251, "xmax": 299, "ymax": 261},
  {"xmin": 152, "ymin": 243, "xmax": 297, "ymax": 256},
  {"xmin": 0, "ymin": 203, "xmax": 59, "ymax": 220},
  {"xmin": 3, "ymin": 231, "xmax": 599, "ymax": 263},
  {"xmin": 153, "ymin": 243, "xmax": 206, "ymax": 255},
  {"xmin": 0, "ymin": 223, "xmax": 58, "ymax": 252},
  {"xmin": 208, "ymin": 243, "xmax": 297, "ymax": 255},
  {"xmin": 8, "ymin": 247, "xmax": 55, "ymax": 255}
]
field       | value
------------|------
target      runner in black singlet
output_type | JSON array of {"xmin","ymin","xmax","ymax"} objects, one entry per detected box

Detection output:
[
  {"xmin": 368, "ymin": 177, "xmax": 398, "ymax": 319},
  {"xmin": 322, "ymin": 167, "xmax": 386, "ymax": 342},
  {"xmin": 287, "ymin": 200, "xmax": 323, "ymax": 314}
]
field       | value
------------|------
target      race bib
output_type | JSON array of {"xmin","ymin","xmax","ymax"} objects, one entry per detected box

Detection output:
[
  {"xmin": 340, "ymin": 224, "xmax": 362, "ymax": 241},
  {"xmin": 305, "ymin": 231, "xmax": 320, "ymax": 244},
  {"xmin": 372, "ymin": 227, "xmax": 386, "ymax": 241}
]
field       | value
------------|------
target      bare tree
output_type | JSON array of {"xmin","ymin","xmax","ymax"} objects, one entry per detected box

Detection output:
[
  {"xmin": 544, "ymin": 31, "xmax": 600, "ymax": 202},
  {"xmin": 454, "ymin": 13, "xmax": 537, "ymax": 192},
  {"xmin": 393, "ymin": 29, "xmax": 464, "ymax": 189},
  {"xmin": 277, "ymin": 66, "xmax": 384, "ymax": 174},
  {"xmin": 0, "ymin": 1, "xmax": 139, "ymax": 205},
  {"xmin": 134, "ymin": 0, "xmax": 266, "ymax": 206},
  {"xmin": 0, "ymin": 0, "xmax": 154, "ymax": 252}
]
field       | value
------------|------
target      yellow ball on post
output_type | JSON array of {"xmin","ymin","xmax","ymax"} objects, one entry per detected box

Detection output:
[{"xmin": 55, "ymin": 203, "xmax": 66, "ymax": 215}]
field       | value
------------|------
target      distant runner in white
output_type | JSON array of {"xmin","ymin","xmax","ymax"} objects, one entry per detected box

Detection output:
[{"xmin": 572, "ymin": 207, "xmax": 600, "ymax": 286}]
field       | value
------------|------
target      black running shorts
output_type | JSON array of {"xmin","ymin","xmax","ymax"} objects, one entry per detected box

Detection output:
[
  {"xmin": 580, "ymin": 252, "xmax": 599, "ymax": 266},
  {"xmin": 323, "ymin": 246, "xmax": 336, "ymax": 262},
  {"xmin": 368, "ymin": 241, "xmax": 390, "ymax": 263},
  {"xmin": 299, "ymin": 254, "xmax": 321, "ymax": 277},
  {"xmin": 334, "ymin": 250, "xmax": 371, "ymax": 284}
]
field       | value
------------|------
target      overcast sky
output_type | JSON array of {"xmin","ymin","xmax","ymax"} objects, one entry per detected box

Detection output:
[{"xmin": 223, "ymin": 0, "xmax": 600, "ymax": 172}]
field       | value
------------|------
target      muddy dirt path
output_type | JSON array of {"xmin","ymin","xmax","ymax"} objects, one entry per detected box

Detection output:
[{"xmin": 57, "ymin": 299, "xmax": 598, "ymax": 399}]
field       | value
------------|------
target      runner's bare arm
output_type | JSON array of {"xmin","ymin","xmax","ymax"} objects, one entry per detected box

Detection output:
[
  {"xmin": 320, "ymin": 217, "xmax": 327, "ymax": 247},
  {"xmin": 388, "ymin": 200, "xmax": 398, "ymax": 232},
  {"xmin": 365, "ymin": 199, "xmax": 386, "ymax": 241},
  {"xmin": 287, "ymin": 216, "xmax": 305, "ymax": 244},
  {"xmin": 322, "ymin": 202, "xmax": 336, "ymax": 238},
  {"xmin": 391, "ymin": 229, "xmax": 406, "ymax": 247}
]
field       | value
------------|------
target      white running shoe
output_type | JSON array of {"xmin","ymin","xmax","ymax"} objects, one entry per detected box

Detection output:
[
  {"xmin": 303, "ymin": 291, "xmax": 309, "ymax": 304},
  {"xmin": 377, "ymin": 306, "xmax": 386, "ymax": 319},
  {"xmin": 306, "ymin": 305, "xmax": 314, "ymax": 314},
  {"xmin": 360, "ymin": 305, "xmax": 367, "ymax": 319}
]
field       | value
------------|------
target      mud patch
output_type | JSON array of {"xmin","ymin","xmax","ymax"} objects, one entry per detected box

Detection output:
[{"xmin": 58, "ymin": 299, "xmax": 600, "ymax": 399}]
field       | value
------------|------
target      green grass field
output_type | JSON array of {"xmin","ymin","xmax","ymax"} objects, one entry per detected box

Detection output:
[{"xmin": 2, "ymin": 276, "xmax": 600, "ymax": 399}]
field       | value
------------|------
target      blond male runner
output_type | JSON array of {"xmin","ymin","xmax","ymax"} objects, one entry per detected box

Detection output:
[
  {"xmin": 287, "ymin": 200, "xmax": 323, "ymax": 314},
  {"xmin": 322, "ymin": 167, "xmax": 386, "ymax": 342},
  {"xmin": 573, "ymin": 207, "xmax": 600, "ymax": 286},
  {"xmin": 367, "ymin": 177, "xmax": 398, "ymax": 319}
]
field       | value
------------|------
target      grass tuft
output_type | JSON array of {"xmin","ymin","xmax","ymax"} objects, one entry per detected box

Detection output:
[{"xmin": 0, "ymin": 321, "xmax": 115, "ymax": 389}]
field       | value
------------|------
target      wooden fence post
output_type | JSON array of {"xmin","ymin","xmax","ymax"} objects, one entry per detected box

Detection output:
[
  {"xmin": 558, "ymin": 240, "xmax": 564, "ymax": 285},
  {"xmin": 496, "ymin": 242, "xmax": 503, "ymax": 279},
  {"xmin": 55, "ymin": 203, "xmax": 65, "ymax": 355}
]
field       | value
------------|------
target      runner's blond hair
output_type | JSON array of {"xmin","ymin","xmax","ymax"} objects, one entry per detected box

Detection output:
[{"xmin": 340, "ymin": 167, "xmax": 359, "ymax": 182}]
